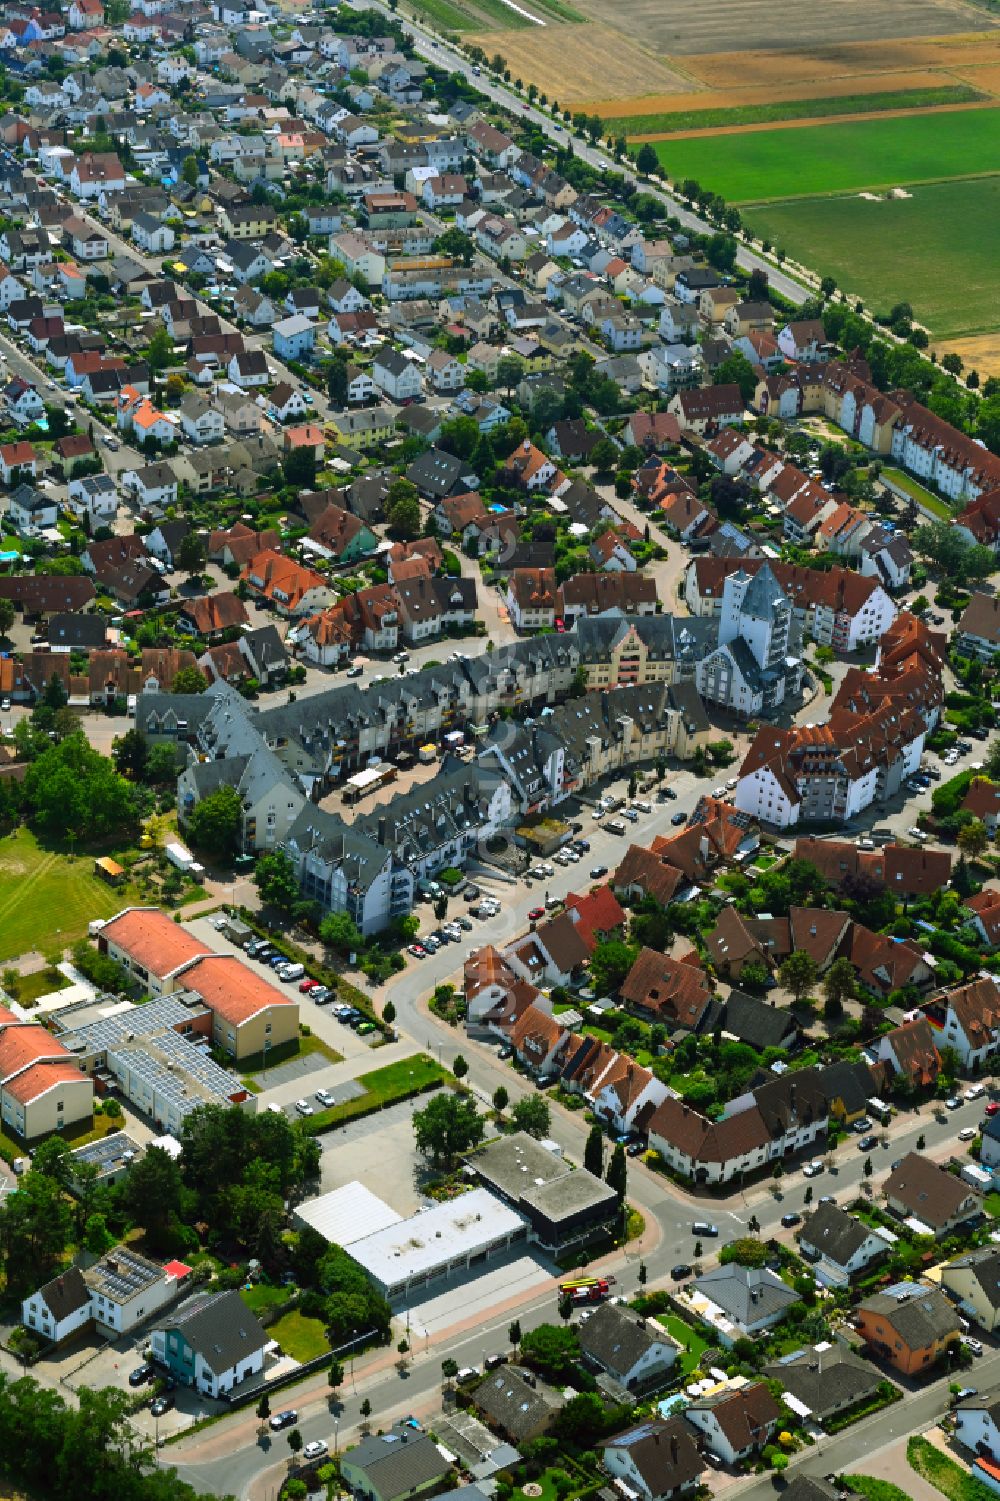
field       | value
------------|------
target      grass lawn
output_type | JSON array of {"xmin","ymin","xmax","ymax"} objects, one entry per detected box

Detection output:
[
  {"xmin": 239, "ymin": 1283, "xmax": 289, "ymax": 1317},
  {"xmin": 907, "ymin": 1437, "xmax": 990, "ymax": 1501},
  {"xmin": 746, "ymin": 179, "xmax": 1000, "ymax": 339},
  {"xmin": 661, "ymin": 1314, "xmax": 708, "ymax": 1376},
  {"xmin": 12, "ymin": 967, "xmax": 70, "ymax": 1006},
  {"xmin": 268, "ymin": 1308, "xmax": 330, "ymax": 1362},
  {"xmin": 846, "ymin": 1476, "xmax": 914, "ymax": 1501},
  {"xmin": 616, "ymin": 84, "xmax": 982, "ymax": 139},
  {"xmin": 651, "ymin": 108, "xmax": 1000, "ymax": 204},
  {"xmin": 302, "ymin": 1054, "xmax": 449, "ymax": 1134},
  {"xmin": 881, "ymin": 465, "xmax": 956, "ymax": 518},
  {"xmin": 985, "ymin": 1192, "xmax": 1000, "ymax": 1219},
  {"xmin": 0, "ymin": 827, "xmax": 138, "ymax": 962}
]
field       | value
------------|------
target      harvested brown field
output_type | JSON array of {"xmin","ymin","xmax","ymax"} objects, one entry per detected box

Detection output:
[
  {"xmin": 630, "ymin": 96, "xmax": 993, "ymax": 141},
  {"xmin": 936, "ymin": 331, "xmax": 1000, "ymax": 378},
  {"xmin": 680, "ymin": 31, "xmax": 1000, "ymax": 92},
  {"xmin": 587, "ymin": 69, "xmax": 966, "ymax": 118},
  {"xmin": 564, "ymin": 0, "xmax": 997, "ymax": 58},
  {"xmin": 951, "ymin": 61, "xmax": 1000, "ymax": 91},
  {"xmin": 464, "ymin": 22, "xmax": 693, "ymax": 103}
]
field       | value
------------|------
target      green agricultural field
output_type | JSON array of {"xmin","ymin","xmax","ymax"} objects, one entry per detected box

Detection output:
[
  {"xmin": 616, "ymin": 84, "xmax": 982, "ymax": 139},
  {"xmin": 746, "ymin": 178, "xmax": 1000, "ymax": 339},
  {"xmin": 651, "ymin": 106, "xmax": 1000, "ymax": 203},
  {"xmin": 0, "ymin": 828, "xmax": 134, "ymax": 963}
]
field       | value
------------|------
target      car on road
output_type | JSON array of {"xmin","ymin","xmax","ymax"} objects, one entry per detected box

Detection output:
[
  {"xmin": 851, "ymin": 1117, "xmax": 872, "ymax": 1133},
  {"xmin": 946, "ymin": 1096, "xmax": 961, "ymax": 1110},
  {"xmin": 129, "ymin": 1364, "xmax": 153, "ymax": 1387},
  {"xmin": 303, "ymin": 1440, "xmax": 329, "ymax": 1461},
  {"xmin": 953, "ymin": 1388, "xmax": 978, "ymax": 1403},
  {"xmin": 149, "ymin": 1395, "xmax": 174, "ymax": 1417},
  {"xmin": 803, "ymin": 1159, "xmax": 824, "ymax": 1177},
  {"xmin": 964, "ymin": 1084, "xmax": 986, "ymax": 1101},
  {"xmin": 270, "ymin": 1410, "xmax": 298, "ymax": 1431},
  {"xmin": 692, "ymin": 1221, "xmax": 718, "ymax": 1237},
  {"xmin": 963, "ymin": 1337, "xmax": 984, "ymax": 1356},
  {"xmin": 662, "ymin": 787, "xmax": 677, "ymax": 799},
  {"xmin": 671, "ymin": 1264, "xmax": 692, "ymax": 1280},
  {"xmin": 818, "ymin": 1195, "xmax": 837, "ymax": 1206},
  {"xmin": 528, "ymin": 906, "xmax": 544, "ymax": 920},
  {"xmin": 670, "ymin": 812, "xmax": 686, "ymax": 826},
  {"xmin": 627, "ymin": 1141, "xmax": 644, "ymax": 1156},
  {"xmin": 589, "ymin": 865, "xmax": 608, "ymax": 879},
  {"xmin": 858, "ymin": 1135, "xmax": 878, "ymax": 1151},
  {"xmin": 780, "ymin": 1212, "xmax": 801, "ymax": 1227},
  {"xmin": 605, "ymin": 818, "xmax": 626, "ymax": 835},
  {"xmin": 986, "ymin": 1102, "xmax": 1000, "ymax": 1116},
  {"xmin": 959, "ymin": 1126, "xmax": 977, "ymax": 1141},
  {"xmin": 315, "ymin": 1089, "xmax": 334, "ymax": 1108},
  {"xmin": 294, "ymin": 1099, "xmax": 313, "ymax": 1116}
]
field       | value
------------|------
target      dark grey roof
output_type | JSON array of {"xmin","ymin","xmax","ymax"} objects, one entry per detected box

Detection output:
[
  {"xmin": 475, "ymin": 1367, "xmax": 561, "ymax": 1440},
  {"xmin": 800, "ymin": 1202, "xmax": 882, "ymax": 1268},
  {"xmin": 692, "ymin": 1265, "xmax": 799, "ymax": 1327},
  {"xmin": 37, "ymin": 1266, "xmax": 90, "ymax": 1322},
  {"xmin": 721, "ymin": 990, "xmax": 797, "ymax": 1051},
  {"xmin": 604, "ymin": 1419, "xmax": 702, "ymax": 1493},
  {"xmin": 161, "ymin": 1289, "xmax": 269, "ymax": 1376},
  {"xmin": 405, "ymin": 447, "xmax": 465, "ymax": 499},
  {"xmin": 782, "ymin": 1477, "xmax": 863, "ymax": 1501},
  {"xmin": 343, "ymin": 1423, "xmax": 452, "ymax": 1500},
  {"xmin": 944, "ymin": 1246, "xmax": 1000, "ymax": 1310},
  {"xmin": 764, "ymin": 1344, "xmax": 884, "ymax": 1420},
  {"xmin": 46, "ymin": 613, "xmax": 108, "ymax": 651},
  {"xmin": 577, "ymin": 1302, "xmax": 676, "ymax": 1381},
  {"xmin": 859, "ymin": 1286, "xmax": 961, "ymax": 1348}
]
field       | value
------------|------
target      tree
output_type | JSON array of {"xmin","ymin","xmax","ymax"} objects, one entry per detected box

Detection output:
[
  {"xmin": 257, "ymin": 1392, "xmax": 271, "ymax": 1424},
  {"xmin": 589, "ymin": 437, "xmax": 618, "ymax": 475},
  {"xmin": 385, "ymin": 478, "xmax": 421, "ymax": 540},
  {"xmin": 441, "ymin": 1357, "xmax": 459, "ymax": 1392},
  {"xmin": 181, "ymin": 153, "xmax": 200, "ymax": 187},
  {"xmin": 864, "ymin": 1155, "xmax": 873, "ymax": 1178},
  {"xmin": 287, "ymin": 1428, "xmax": 303, "ymax": 1457},
  {"xmin": 452, "ymin": 1054, "xmax": 469, "ymax": 1080},
  {"xmin": 185, "ymin": 784, "xmax": 242, "ymax": 858},
  {"xmin": 360, "ymin": 1398, "xmax": 372, "ymax": 1429},
  {"xmin": 823, "ymin": 956, "xmax": 857, "ymax": 1012},
  {"xmin": 493, "ymin": 1084, "xmax": 509, "ymax": 1114},
  {"xmin": 412, "ymin": 1092, "xmax": 484, "ymax": 1168},
  {"xmin": 0, "ymin": 597, "xmax": 14, "ymax": 637},
  {"xmin": 320, "ymin": 911, "xmax": 362, "ymax": 954},
  {"xmin": 606, "ymin": 1142, "xmax": 627, "ymax": 1202},
  {"xmin": 584, "ymin": 1123, "xmax": 604, "ymax": 1177},
  {"xmin": 778, "ymin": 949, "xmax": 818, "ymax": 1003},
  {"xmin": 0, "ymin": 1168, "xmax": 74, "ymax": 1293},
  {"xmin": 383, "ymin": 1000, "xmax": 396, "ymax": 1026},
  {"xmin": 146, "ymin": 742, "xmax": 179, "ymax": 785},
  {"xmin": 714, "ymin": 350, "xmax": 758, "ymax": 403},
  {"xmin": 22, "ymin": 735, "xmax": 139, "ymax": 844},
  {"xmin": 112, "ymin": 726, "xmax": 148, "ymax": 781},
  {"xmin": 589, "ymin": 939, "xmax": 638, "ymax": 997},
  {"xmin": 958, "ymin": 819, "xmax": 988, "ymax": 858},
  {"xmin": 176, "ymin": 530, "xmax": 206, "ymax": 578},
  {"xmin": 327, "ymin": 1357, "xmax": 344, "ymax": 1397},
  {"xmin": 511, "ymin": 1095, "xmax": 550, "ymax": 1138},
  {"xmin": 636, "ymin": 142, "xmax": 658, "ymax": 176},
  {"xmin": 496, "ymin": 354, "xmax": 522, "ymax": 396},
  {"xmin": 172, "ymin": 665, "xmax": 208, "ymax": 694},
  {"xmin": 434, "ymin": 227, "xmax": 475, "ymax": 265},
  {"xmin": 147, "ymin": 325, "xmax": 174, "ymax": 373},
  {"xmin": 519, "ymin": 1323, "xmax": 580, "ymax": 1381},
  {"xmin": 254, "ymin": 849, "xmax": 300, "ymax": 912},
  {"xmin": 283, "ymin": 447, "xmax": 317, "ymax": 489},
  {"xmin": 638, "ymin": 1261, "xmax": 647, "ymax": 1286},
  {"xmin": 509, "ymin": 1319, "xmax": 521, "ymax": 1350}
]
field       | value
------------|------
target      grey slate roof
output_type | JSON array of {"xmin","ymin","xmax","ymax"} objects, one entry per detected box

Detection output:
[
  {"xmin": 474, "ymin": 1366, "xmax": 560, "ymax": 1440},
  {"xmin": 944, "ymin": 1245, "xmax": 1000, "ymax": 1311},
  {"xmin": 764, "ymin": 1344, "xmax": 885, "ymax": 1421},
  {"xmin": 692, "ymin": 1265, "xmax": 799, "ymax": 1328},
  {"xmin": 577, "ymin": 1301, "xmax": 676, "ymax": 1381},
  {"xmin": 343, "ymin": 1422, "xmax": 452, "ymax": 1500},
  {"xmin": 36, "ymin": 1266, "xmax": 90, "ymax": 1322},
  {"xmin": 859, "ymin": 1285, "xmax": 961, "ymax": 1348},
  {"xmin": 799, "ymin": 1203, "xmax": 880, "ymax": 1268}
]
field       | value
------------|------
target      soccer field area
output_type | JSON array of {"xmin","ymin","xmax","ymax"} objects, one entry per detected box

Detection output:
[
  {"xmin": 746, "ymin": 178, "xmax": 1000, "ymax": 341},
  {"xmin": 650, "ymin": 106, "xmax": 1000, "ymax": 202}
]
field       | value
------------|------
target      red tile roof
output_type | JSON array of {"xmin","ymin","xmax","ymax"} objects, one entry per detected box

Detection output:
[{"xmin": 100, "ymin": 907, "xmax": 211, "ymax": 978}]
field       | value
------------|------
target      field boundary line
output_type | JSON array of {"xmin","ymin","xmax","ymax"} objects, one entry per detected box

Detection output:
[
  {"xmin": 734, "ymin": 166, "xmax": 1000, "ymax": 207},
  {"xmin": 632, "ymin": 95, "xmax": 998, "ymax": 141}
]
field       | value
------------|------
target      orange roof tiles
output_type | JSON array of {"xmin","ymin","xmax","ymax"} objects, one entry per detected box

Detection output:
[
  {"xmin": 180, "ymin": 954, "xmax": 295, "ymax": 1027},
  {"xmin": 101, "ymin": 907, "xmax": 211, "ymax": 978}
]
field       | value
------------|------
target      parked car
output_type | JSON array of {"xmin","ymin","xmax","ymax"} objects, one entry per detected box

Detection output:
[
  {"xmin": 294, "ymin": 1099, "xmax": 313, "ymax": 1116},
  {"xmin": 528, "ymin": 906, "xmax": 544, "ymax": 920},
  {"xmin": 149, "ymin": 1395, "xmax": 174, "ymax": 1417},
  {"xmin": 315, "ymin": 1089, "xmax": 334, "ymax": 1108},
  {"xmin": 310, "ymin": 987, "xmax": 333, "ymax": 1005},
  {"xmin": 671, "ymin": 1263, "xmax": 692, "ymax": 1280},
  {"xmin": 946, "ymin": 1096, "xmax": 962, "ymax": 1110},
  {"xmin": 302, "ymin": 1440, "xmax": 329, "ymax": 1461},
  {"xmin": 589, "ymin": 865, "xmax": 608, "ymax": 879},
  {"xmin": 408, "ymin": 943, "xmax": 426, "ymax": 958},
  {"xmin": 959, "ymin": 1126, "xmax": 977, "ymax": 1141},
  {"xmin": 803, "ymin": 1159, "xmax": 824, "ymax": 1177},
  {"xmin": 129, "ymin": 1364, "xmax": 154, "ymax": 1388},
  {"xmin": 299, "ymin": 978, "xmax": 321, "ymax": 994},
  {"xmin": 670, "ymin": 812, "xmax": 686, "ymax": 826},
  {"xmin": 858, "ymin": 1135, "xmax": 878, "ymax": 1152},
  {"xmin": 780, "ymin": 1212, "xmax": 801, "ymax": 1228},
  {"xmin": 270, "ymin": 1410, "xmax": 298, "ymax": 1431}
]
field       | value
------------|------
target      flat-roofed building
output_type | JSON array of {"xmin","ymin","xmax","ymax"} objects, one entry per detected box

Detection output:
[{"xmin": 346, "ymin": 1188, "xmax": 526, "ymax": 1301}]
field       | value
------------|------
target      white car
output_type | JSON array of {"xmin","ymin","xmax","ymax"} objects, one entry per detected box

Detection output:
[
  {"xmin": 907, "ymin": 826, "xmax": 927, "ymax": 841},
  {"xmin": 294, "ymin": 1099, "xmax": 313, "ymax": 1116},
  {"xmin": 964, "ymin": 1084, "xmax": 986, "ymax": 1101},
  {"xmin": 315, "ymin": 1088, "xmax": 334, "ymax": 1108},
  {"xmin": 803, "ymin": 1159, "xmax": 824, "ymax": 1178},
  {"xmin": 302, "ymin": 1440, "xmax": 329, "ymax": 1461},
  {"xmin": 959, "ymin": 1126, "xmax": 977, "ymax": 1142}
]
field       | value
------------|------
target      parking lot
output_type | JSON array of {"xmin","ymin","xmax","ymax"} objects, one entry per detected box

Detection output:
[{"xmin": 313, "ymin": 1096, "xmax": 429, "ymax": 1214}]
